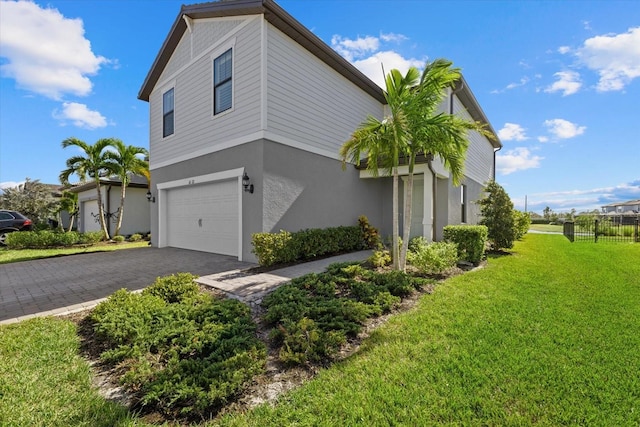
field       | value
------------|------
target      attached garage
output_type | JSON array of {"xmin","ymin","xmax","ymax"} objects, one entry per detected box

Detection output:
[
  {"xmin": 158, "ymin": 171, "xmax": 242, "ymax": 257},
  {"xmin": 81, "ymin": 199, "xmax": 101, "ymax": 233}
]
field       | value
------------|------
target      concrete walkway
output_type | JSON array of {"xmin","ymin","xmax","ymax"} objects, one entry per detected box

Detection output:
[
  {"xmin": 0, "ymin": 249, "xmax": 371, "ymax": 325},
  {"xmin": 197, "ymin": 250, "xmax": 372, "ymax": 306}
]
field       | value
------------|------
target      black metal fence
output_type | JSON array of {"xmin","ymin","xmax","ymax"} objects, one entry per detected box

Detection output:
[{"xmin": 564, "ymin": 215, "xmax": 640, "ymax": 243}]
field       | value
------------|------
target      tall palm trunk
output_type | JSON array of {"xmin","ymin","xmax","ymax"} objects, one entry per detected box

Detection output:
[
  {"xmin": 115, "ymin": 183, "xmax": 126, "ymax": 236},
  {"xmin": 95, "ymin": 182, "xmax": 110, "ymax": 240},
  {"xmin": 392, "ymin": 168, "xmax": 400, "ymax": 270},
  {"xmin": 399, "ymin": 156, "xmax": 416, "ymax": 271}
]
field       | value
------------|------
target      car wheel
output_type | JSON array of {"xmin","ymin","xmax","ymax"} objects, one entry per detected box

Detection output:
[{"xmin": 0, "ymin": 231, "xmax": 11, "ymax": 246}]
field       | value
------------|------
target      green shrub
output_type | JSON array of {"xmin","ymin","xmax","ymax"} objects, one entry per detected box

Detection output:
[
  {"xmin": 263, "ymin": 264, "xmax": 425, "ymax": 365},
  {"xmin": 143, "ymin": 273, "xmax": 200, "ymax": 303},
  {"xmin": 407, "ymin": 238, "xmax": 458, "ymax": 275},
  {"xmin": 5, "ymin": 230, "xmax": 81, "ymax": 249},
  {"xmin": 112, "ymin": 235, "xmax": 125, "ymax": 243},
  {"xmin": 443, "ymin": 225, "xmax": 488, "ymax": 264},
  {"xmin": 79, "ymin": 231, "xmax": 104, "ymax": 244},
  {"xmin": 358, "ymin": 215, "xmax": 381, "ymax": 249},
  {"xmin": 129, "ymin": 233, "xmax": 143, "ymax": 242},
  {"xmin": 367, "ymin": 249, "xmax": 391, "ymax": 268},
  {"xmin": 513, "ymin": 210, "xmax": 531, "ymax": 240},
  {"xmin": 91, "ymin": 283, "xmax": 266, "ymax": 419},
  {"xmin": 252, "ymin": 225, "xmax": 364, "ymax": 267},
  {"xmin": 478, "ymin": 180, "xmax": 516, "ymax": 250}
]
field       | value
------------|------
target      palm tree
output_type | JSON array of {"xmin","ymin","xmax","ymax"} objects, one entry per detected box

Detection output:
[
  {"xmin": 342, "ymin": 59, "xmax": 493, "ymax": 271},
  {"xmin": 107, "ymin": 139, "xmax": 149, "ymax": 236},
  {"xmin": 398, "ymin": 59, "xmax": 493, "ymax": 270},
  {"xmin": 341, "ymin": 68, "xmax": 417, "ymax": 269},
  {"xmin": 59, "ymin": 138, "xmax": 118, "ymax": 240},
  {"xmin": 57, "ymin": 189, "xmax": 78, "ymax": 232}
]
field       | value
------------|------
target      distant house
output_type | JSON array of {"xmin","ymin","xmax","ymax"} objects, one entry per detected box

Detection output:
[
  {"xmin": 138, "ymin": 0, "xmax": 502, "ymax": 262},
  {"xmin": 68, "ymin": 174, "xmax": 150, "ymax": 236},
  {"xmin": 601, "ymin": 199, "xmax": 640, "ymax": 214}
]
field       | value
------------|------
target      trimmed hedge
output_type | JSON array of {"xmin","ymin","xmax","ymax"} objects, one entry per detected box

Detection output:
[
  {"xmin": 5, "ymin": 230, "xmax": 105, "ymax": 249},
  {"xmin": 252, "ymin": 226, "xmax": 365, "ymax": 267},
  {"xmin": 443, "ymin": 225, "xmax": 488, "ymax": 264}
]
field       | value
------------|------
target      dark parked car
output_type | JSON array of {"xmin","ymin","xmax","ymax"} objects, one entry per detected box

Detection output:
[{"xmin": 0, "ymin": 210, "xmax": 33, "ymax": 245}]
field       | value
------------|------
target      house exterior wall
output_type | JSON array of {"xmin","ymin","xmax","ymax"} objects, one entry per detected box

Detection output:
[
  {"xmin": 76, "ymin": 186, "xmax": 150, "ymax": 236},
  {"xmin": 149, "ymin": 16, "xmax": 263, "ymax": 170},
  {"xmin": 265, "ymin": 23, "xmax": 384, "ymax": 160},
  {"xmin": 452, "ymin": 95, "xmax": 496, "ymax": 185},
  {"xmin": 150, "ymin": 139, "xmax": 384, "ymax": 263}
]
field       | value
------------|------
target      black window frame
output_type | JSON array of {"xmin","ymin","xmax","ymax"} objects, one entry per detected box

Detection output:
[
  {"xmin": 213, "ymin": 48, "xmax": 233, "ymax": 115},
  {"xmin": 163, "ymin": 87, "xmax": 174, "ymax": 138}
]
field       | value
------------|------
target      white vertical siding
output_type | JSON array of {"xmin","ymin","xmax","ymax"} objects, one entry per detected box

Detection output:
[
  {"xmin": 149, "ymin": 17, "xmax": 263, "ymax": 168},
  {"xmin": 453, "ymin": 95, "xmax": 495, "ymax": 184},
  {"xmin": 266, "ymin": 24, "xmax": 384, "ymax": 159}
]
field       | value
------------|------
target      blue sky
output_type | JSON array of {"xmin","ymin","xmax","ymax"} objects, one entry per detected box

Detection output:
[{"xmin": 1, "ymin": 0, "xmax": 638, "ymax": 214}]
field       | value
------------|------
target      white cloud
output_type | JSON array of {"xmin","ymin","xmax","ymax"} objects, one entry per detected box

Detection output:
[
  {"xmin": 380, "ymin": 32, "xmax": 408, "ymax": 43},
  {"xmin": 558, "ymin": 46, "xmax": 571, "ymax": 54},
  {"xmin": 53, "ymin": 102, "xmax": 107, "ymax": 129},
  {"xmin": 524, "ymin": 181, "xmax": 640, "ymax": 213},
  {"xmin": 543, "ymin": 118, "xmax": 586, "ymax": 139},
  {"xmin": 353, "ymin": 51, "xmax": 424, "ymax": 88},
  {"xmin": 0, "ymin": 181, "xmax": 25, "ymax": 191},
  {"xmin": 537, "ymin": 136, "xmax": 549, "ymax": 143},
  {"xmin": 576, "ymin": 27, "xmax": 640, "ymax": 92},
  {"xmin": 331, "ymin": 32, "xmax": 424, "ymax": 88},
  {"xmin": 496, "ymin": 147, "xmax": 543, "ymax": 175},
  {"xmin": 331, "ymin": 35, "xmax": 380, "ymax": 62},
  {"xmin": 498, "ymin": 123, "xmax": 528, "ymax": 141},
  {"xmin": 0, "ymin": 0, "xmax": 107, "ymax": 100},
  {"xmin": 545, "ymin": 71, "xmax": 582, "ymax": 96}
]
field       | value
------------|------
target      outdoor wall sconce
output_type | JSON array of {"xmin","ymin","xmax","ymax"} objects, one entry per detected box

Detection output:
[
  {"xmin": 146, "ymin": 190, "xmax": 156, "ymax": 203},
  {"xmin": 242, "ymin": 172, "xmax": 254, "ymax": 193}
]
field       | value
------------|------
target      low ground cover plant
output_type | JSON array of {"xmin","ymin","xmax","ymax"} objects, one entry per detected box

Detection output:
[
  {"xmin": 90, "ymin": 273, "xmax": 266, "ymax": 420},
  {"xmin": 262, "ymin": 262, "xmax": 431, "ymax": 365}
]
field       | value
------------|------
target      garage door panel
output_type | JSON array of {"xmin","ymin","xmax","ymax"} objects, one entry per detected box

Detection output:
[
  {"xmin": 165, "ymin": 179, "xmax": 239, "ymax": 256},
  {"xmin": 82, "ymin": 200, "xmax": 101, "ymax": 233}
]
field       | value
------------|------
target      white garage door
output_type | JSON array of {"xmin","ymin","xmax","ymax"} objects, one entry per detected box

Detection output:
[
  {"xmin": 82, "ymin": 200, "xmax": 101, "ymax": 233},
  {"xmin": 165, "ymin": 179, "xmax": 239, "ymax": 256}
]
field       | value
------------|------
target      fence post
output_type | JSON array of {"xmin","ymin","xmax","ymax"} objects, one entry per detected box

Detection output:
[
  {"xmin": 635, "ymin": 219, "xmax": 639, "ymax": 243},
  {"xmin": 594, "ymin": 219, "xmax": 599, "ymax": 243}
]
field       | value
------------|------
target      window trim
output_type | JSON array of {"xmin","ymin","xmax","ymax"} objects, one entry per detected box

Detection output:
[
  {"xmin": 162, "ymin": 87, "xmax": 175, "ymax": 138},
  {"xmin": 211, "ymin": 41, "xmax": 235, "ymax": 118}
]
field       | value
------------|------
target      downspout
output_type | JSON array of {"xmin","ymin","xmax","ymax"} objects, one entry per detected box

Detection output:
[{"xmin": 493, "ymin": 146, "xmax": 502, "ymax": 181}]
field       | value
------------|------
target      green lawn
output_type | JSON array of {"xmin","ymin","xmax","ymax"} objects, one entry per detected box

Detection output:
[
  {"xmin": 0, "ymin": 241, "xmax": 149, "ymax": 264},
  {"xmin": 216, "ymin": 234, "xmax": 640, "ymax": 426},
  {"xmin": 1, "ymin": 234, "xmax": 638, "ymax": 426},
  {"xmin": 529, "ymin": 223, "xmax": 563, "ymax": 233}
]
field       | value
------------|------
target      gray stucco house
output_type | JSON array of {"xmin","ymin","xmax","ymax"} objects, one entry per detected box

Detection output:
[
  {"xmin": 138, "ymin": 0, "xmax": 502, "ymax": 262},
  {"xmin": 69, "ymin": 174, "xmax": 150, "ymax": 237}
]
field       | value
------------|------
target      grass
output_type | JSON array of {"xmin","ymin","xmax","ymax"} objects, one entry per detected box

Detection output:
[
  {"xmin": 1, "ymin": 234, "xmax": 638, "ymax": 426},
  {"xmin": 529, "ymin": 223, "xmax": 563, "ymax": 232},
  {"xmin": 0, "ymin": 317, "xmax": 139, "ymax": 427},
  {"xmin": 0, "ymin": 241, "xmax": 149, "ymax": 264},
  {"xmin": 215, "ymin": 234, "xmax": 640, "ymax": 426}
]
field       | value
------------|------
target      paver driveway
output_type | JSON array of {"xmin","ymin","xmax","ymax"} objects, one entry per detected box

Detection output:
[{"xmin": 0, "ymin": 247, "xmax": 253, "ymax": 322}]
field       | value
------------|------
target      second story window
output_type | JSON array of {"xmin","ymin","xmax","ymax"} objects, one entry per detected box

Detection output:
[
  {"xmin": 163, "ymin": 88, "xmax": 174, "ymax": 137},
  {"xmin": 214, "ymin": 48, "xmax": 232, "ymax": 115}
]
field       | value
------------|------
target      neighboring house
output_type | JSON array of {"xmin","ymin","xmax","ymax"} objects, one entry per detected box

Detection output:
[
  {"xmin": 138, "ymin": 0, "xmax": 501, "ymax": 262},
  {"xmin": 601, "ymin": 199, "xmax": 640, "ymax": 214},
  {"xmin": 68, "ymin": 174, "xmax": 150, "ymax": 236}
]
